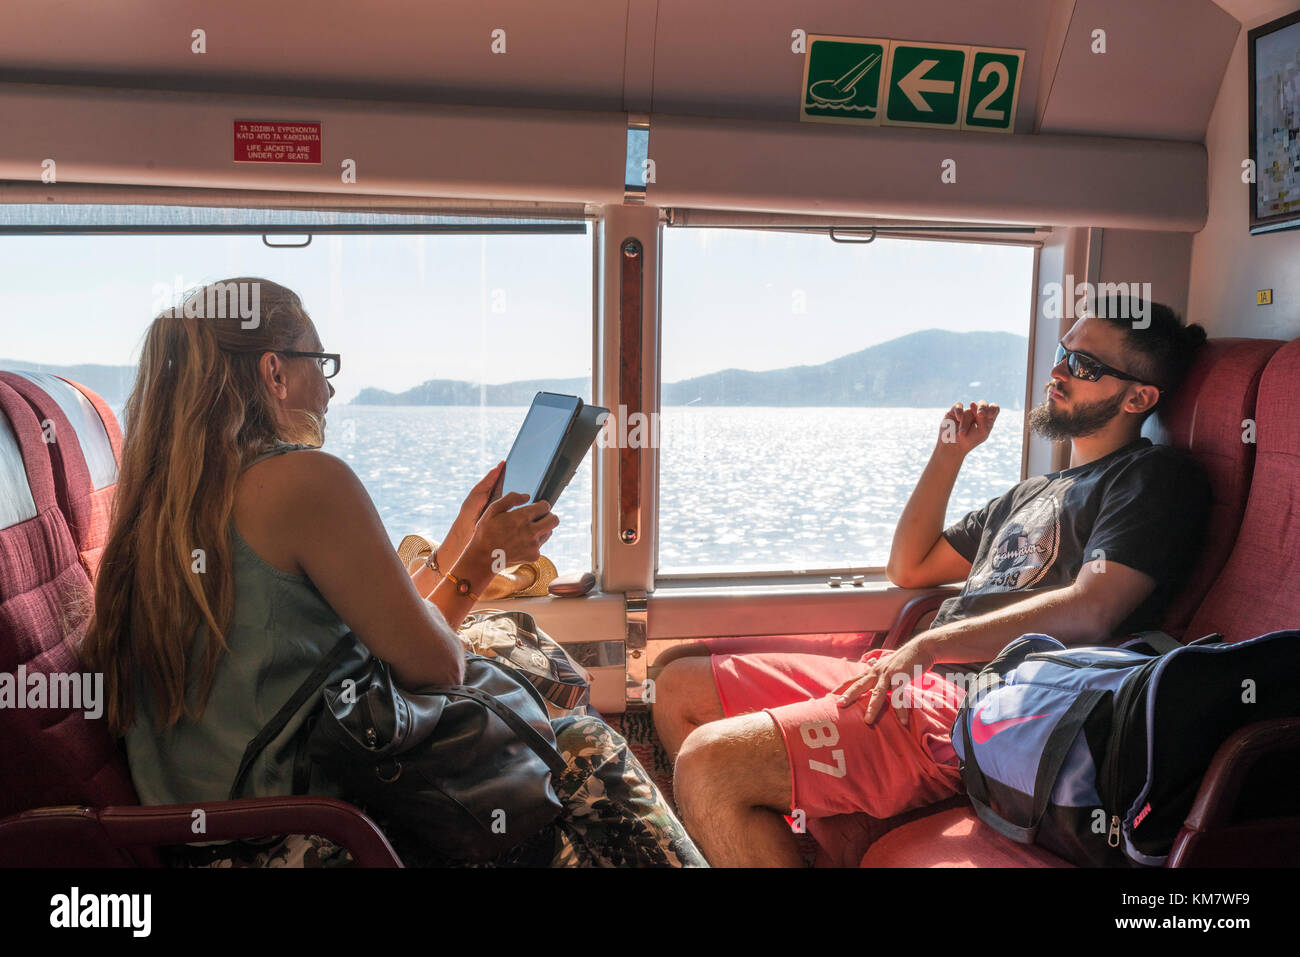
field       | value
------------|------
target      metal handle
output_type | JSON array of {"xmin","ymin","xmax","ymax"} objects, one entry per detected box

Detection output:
[
  {"xmin": 262, "ymin": 233, "xmax": 313, "ymax": 248},
  {"xmin": 828, "ymin": 227, "xmax": 876, "ymax": 244}
]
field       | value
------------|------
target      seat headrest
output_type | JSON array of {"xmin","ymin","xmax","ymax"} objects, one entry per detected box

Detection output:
[
  {"xmin": 1186, "ymin": 337, "xmax": 1300, "ymax": 642},
  {"xmin": 2, "ymin": 371, "xmax": 118, "ymax": 490},
  {"xmin": 0, "ymin": 380, "xmax": 52, "ymax": 529}
]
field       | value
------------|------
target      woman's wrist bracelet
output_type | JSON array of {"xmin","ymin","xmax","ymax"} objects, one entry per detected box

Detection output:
[{"xmin": 424, "ymin": 549, "xmax": 479, "ymax": 602}]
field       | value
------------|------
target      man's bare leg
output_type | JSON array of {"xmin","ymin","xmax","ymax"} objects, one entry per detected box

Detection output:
[
  {"xmin": 652, "ymin": 656, "xmax": 726, "ymax": 761},
  {"xmin": 673, "ymin": 711, "xmax": 803, "ymax": 867}
]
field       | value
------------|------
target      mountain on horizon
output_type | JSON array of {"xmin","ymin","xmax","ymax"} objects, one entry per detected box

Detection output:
[
  {"xmin": 353, "ymin": 329, "xmax": 1028, "ymax": 408},
  {"xmin": 1, "ymin": 329, "xmax": 1029, "ymax": 409}
]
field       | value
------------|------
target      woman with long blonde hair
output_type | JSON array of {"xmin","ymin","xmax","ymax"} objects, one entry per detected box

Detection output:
[{"xmin": 80, "ymin": 277, "xmax": 703, "ymax": 867}]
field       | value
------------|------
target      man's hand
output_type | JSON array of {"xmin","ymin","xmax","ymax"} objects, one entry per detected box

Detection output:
[
  {"xmin": 834, "ymin": 637, "xmax": 937, "ymax": 727},
  {"xmin": 938, "ymin": 401, "xmax": 1000, "ymax": 458}
]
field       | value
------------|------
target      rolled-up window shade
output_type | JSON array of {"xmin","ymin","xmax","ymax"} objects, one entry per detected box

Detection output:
[
  {"xmin": 666, "ymin": 208, "xmax": 1047, "ymax": 246},
  {"xmin": 0, "ymin": 181, "xmax": 590, "ymax": 232}
]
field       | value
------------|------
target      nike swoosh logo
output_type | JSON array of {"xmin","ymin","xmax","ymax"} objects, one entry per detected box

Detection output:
[{"xmin": 970, "ymin": 705, "xmax": 1052, "ymax": 744}]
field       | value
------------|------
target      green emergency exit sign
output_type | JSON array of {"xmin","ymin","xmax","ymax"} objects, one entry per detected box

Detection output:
[{"xmin": 801, "ymin": 35, "xmax": 1023, "ymax": 133}]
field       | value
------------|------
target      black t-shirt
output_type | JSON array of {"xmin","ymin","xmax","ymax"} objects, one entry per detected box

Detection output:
[{"xmin": 927, "ymin": 437, "xmax": 1211, "ymax": 679}]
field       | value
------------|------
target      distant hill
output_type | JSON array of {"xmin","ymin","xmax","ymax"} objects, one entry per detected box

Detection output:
[
  {"xmin": 354, "ymin": 330, "xmax": 1028, "ymax": 408},
  {"xmin": 1, "ymin": 329, "xmax": 1029, "ymax": 410},
  {"xmin": 354, "ymin": 376, "xmax": 590, "ymax": 406},
  {"xmin": 0, "ymin": 360, "xmax": 138, "ymax": 406},
  {"xmin": 661, "ymin": 329, "xmax": 1025, "ymax": 407}
]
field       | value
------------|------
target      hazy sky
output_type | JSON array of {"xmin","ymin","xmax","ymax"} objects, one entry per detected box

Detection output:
[{"xmin": 0, "ymin": 226, "xmax": 1033, "ymax": 404}]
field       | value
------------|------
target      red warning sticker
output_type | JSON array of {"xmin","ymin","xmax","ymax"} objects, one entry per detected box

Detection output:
[{"xmin": 233, "ymin": 121, "xmax": 322, "ymax": 164}]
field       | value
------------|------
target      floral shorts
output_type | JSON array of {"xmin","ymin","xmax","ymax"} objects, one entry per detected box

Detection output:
[{"xmin": 166, "ymin": 715, "xmax": 706, "ymax": 869}]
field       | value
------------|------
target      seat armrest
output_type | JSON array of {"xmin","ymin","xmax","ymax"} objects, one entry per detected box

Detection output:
[
  {"xmin": 653, "ymin": 633, "xmax": 884, "ymax": 668},
  {"xmin": 1167, "ymin": 717, "xmax": 1300, "ymax": 867},
  {"xmin": 878, "ymin": 588, "xmax": 959, "ymax": 650},
  {"xmin": 0, "ymin": 796, "xmax": 404, "ymax": 868},
  {"xmin": 649, "ymin": 586, "xmax": 959, "ymax": 670}
]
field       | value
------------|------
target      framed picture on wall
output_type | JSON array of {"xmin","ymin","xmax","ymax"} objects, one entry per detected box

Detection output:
[{"xmin": 1249, "ymin": 9, "xmax": 1300, "ymax": 233}]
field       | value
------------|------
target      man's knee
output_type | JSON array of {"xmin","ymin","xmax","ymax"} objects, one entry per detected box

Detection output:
[
  {"xmin": 651, "ymin": 656, "xmax": 722, "ymax": 733},
  {"xmin": 674, "ymin": 713, "xmax": 791, "ymax": 822},
  {"xmin": 653, "ymin": 656, "xmax": 710, "ymax": 710}
]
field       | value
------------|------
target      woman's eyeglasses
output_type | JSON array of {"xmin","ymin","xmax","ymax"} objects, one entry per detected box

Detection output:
[
  {"xmin": 1054, "ymin": 341, "xmax": 1159, "ymax": 392},
  {"xmin": 278, "ymin": 351, "xmax": 340, "ymax": 378}
]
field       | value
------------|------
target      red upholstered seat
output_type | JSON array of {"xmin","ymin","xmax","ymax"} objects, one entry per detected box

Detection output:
[
  {"xmin": 860, "ymin": 337, "xmax": 1298, "ymax": 868},
  {"xmin": 0, "ymin": 372, "xmax": 122, "ymax": 584},
  {"xmin": 1183, "ymin": 338, "xmax": 1300, "ymax": 644},
  {"xmin": 1139, "ymin": 339, "xmax": 1283, "ymax": 638},
  {"xmin": 0, "ymin": 379, "xmax": 138, "ymax": 821},
  {"xmin": 860, "ymin": 808, "xmax": 1074, "ymax": 867}
]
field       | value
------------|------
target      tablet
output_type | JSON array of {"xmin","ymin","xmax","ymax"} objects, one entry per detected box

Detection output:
[
  {"xmin": 536, "ymin": 400, "xmax": 608, "ymax": 506},
  {"xmin": 494, "ymin": 392, "xmax": 608, "ymax": 509},
  {"xmin": 499, "ymin": 393, "xmax": 582, "ymax": 504}
]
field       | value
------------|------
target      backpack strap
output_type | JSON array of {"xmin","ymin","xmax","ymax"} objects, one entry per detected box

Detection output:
[
  {"xmin": 1122, "ymin": 630, "xmax": 1183, "ymax": 655},
  {"xmin": 959, "ymin": 688, "xmax": 1107, "ymax": 843},
  {"xmin": 1122, "ymin": 631, "xmax": 1225, "ymax": 655},
  {"xmin": 229, "ymin": 631, "xmax": 359, "ymax": 800}
]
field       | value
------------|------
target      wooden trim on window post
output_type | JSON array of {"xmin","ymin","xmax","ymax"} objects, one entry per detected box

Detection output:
[{"xmin": 618, "ymin": 236, "xmax": 643, "ymax": 547}]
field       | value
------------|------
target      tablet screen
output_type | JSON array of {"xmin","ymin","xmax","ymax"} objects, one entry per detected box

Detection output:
[{"xmin": 500, "ymin": 394, "xmax": 581, "ymax": 503}]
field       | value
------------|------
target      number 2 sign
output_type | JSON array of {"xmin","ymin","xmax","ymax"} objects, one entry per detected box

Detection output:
[{"xmin": 964, "ymin": 49, "xmax": 1023, "ymax": 132}]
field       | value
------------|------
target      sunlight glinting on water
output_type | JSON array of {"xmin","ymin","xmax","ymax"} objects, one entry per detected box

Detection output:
[{"xmin": 315, "ymin": 405, "xmax": 1024, "ymax": 577}]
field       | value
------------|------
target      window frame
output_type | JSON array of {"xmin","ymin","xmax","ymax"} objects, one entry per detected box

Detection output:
[
  {"xmin": 0, "ymin": 205, "xmax": 601, "ymax": 572},
  {"xmin": 649, "ymin": 221, "xmax": 1043, "ymax": 586}
]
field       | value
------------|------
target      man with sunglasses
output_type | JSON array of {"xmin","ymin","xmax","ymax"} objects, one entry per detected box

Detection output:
[{"xmin": 658, "ymin": 299, "xmax": 1212, "ymax": 867}]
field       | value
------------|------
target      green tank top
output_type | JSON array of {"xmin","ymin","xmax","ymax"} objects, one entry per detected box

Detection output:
[{"xmin": 125, "ymin": 440, "xmax": 371, "ymax": 805}]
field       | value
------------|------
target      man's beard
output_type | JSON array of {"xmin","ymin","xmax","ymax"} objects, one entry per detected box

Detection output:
[{"xmin": 1027, "ymin": 388, "xmax": 1128, "ymax": 440}]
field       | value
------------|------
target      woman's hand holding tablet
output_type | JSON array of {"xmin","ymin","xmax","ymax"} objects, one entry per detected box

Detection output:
[{"xmin": 471, "ymin": 492, "xmax": 558, "ymax": 566}]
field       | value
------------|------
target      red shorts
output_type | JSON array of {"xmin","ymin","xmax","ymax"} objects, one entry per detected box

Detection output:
[{"xmin": 711, "ymin": 650, "xmax": 966, "ymax": 820}]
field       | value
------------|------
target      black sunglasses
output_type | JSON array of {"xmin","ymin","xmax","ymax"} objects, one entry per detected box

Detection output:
[
  {"xmin": 277, "ymin": 351, "xmax": 340, "ymax": 378},
  {"xmin": 1054, "ymin": 341, "xmax": 1159, "ymax": 392}
]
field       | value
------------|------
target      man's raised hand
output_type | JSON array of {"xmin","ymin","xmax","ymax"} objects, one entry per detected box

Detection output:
[{"xmin": 938, "ymin": 401, "xmax": 1000, "ymax": 457}]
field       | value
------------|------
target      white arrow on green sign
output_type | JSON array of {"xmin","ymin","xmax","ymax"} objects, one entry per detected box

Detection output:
[{"xmin": 885, "ymin": 43, "xmax": 969, "ymax": 128}]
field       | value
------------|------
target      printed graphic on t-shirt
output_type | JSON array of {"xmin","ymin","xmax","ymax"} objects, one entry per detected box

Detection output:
[{"xmin": 964, "ymin": 495, "xmax": 1061, "ymax": 594}]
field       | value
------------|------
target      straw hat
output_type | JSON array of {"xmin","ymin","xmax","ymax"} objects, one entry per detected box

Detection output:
[{"xmin": 398, "ymin": 533, "xmax": 557, "ymax": 599}]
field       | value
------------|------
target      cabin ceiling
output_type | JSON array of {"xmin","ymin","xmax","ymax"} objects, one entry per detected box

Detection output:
[{"xmin": 0, "ymin": 0, "xmax": 1244, "ymax": 143}]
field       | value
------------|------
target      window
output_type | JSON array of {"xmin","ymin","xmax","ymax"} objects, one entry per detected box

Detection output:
[
  {"xmin": 0, "ymin": 217, "xmax": 595, "ymax": 574},
  {"xmin": 658, "ymin": 227, "xmax": 1035, "ymax": 576}
]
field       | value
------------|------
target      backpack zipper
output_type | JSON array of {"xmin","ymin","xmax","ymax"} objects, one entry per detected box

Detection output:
[
  {"xmin": 1098, "ymin": 657, "xmax": 1162, "ymax": 854},
  {"xmin": 1027, "ymin": 652, "xmax": 1147, "ymax": 669}
]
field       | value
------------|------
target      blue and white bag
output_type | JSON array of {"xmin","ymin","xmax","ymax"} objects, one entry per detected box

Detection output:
[{"xmin": 952, "ymin": 629, "xmax": 1300, "ymax": 866}]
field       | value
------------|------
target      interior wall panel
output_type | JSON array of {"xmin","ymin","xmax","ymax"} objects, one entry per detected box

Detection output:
[
  {"xmin": 647, "ymin": 113, "xmax": 1207, "ymax": 230},
  {"xmin": 0, "ymin": 83, "xmax": 629, "ymax": 205}
]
